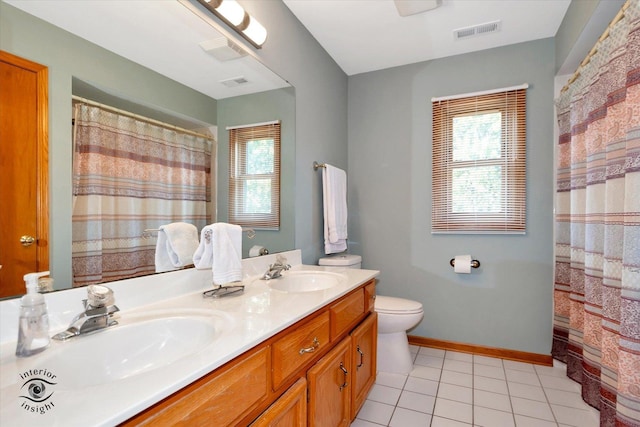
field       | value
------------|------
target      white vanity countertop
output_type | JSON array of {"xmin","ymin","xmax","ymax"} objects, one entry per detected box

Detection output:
[{"xmin": 0, "ymin": 250, "xmax": 379, "ymax": 427}]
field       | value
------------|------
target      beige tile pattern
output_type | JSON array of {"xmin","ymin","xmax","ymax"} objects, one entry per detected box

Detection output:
[{"xmin": 350, "ymin": 346, "xmax": 600, "ymax": 427}]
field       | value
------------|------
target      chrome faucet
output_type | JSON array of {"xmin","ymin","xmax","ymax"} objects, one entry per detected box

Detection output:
[
  {"xmin": 52, "ymin": 285, "xmax": 119, "ymax": 341},
  {"xmin": 262, "ymin": 255, "xmax": 291, "ymax": 280}
]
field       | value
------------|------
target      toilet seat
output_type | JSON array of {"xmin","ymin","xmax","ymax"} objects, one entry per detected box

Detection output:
[{"xmin": 375, "ymin": 295, "xmax": 423, "ymax": 314}]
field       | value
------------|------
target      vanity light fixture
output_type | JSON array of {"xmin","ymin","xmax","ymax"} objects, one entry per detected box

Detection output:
[{"xmin": 197, "ymin": 0, "xmax": 267, "ymax": 48}]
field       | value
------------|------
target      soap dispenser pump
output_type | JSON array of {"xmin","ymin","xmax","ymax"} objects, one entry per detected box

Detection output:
[{"xmin": 15, "ymin": 271, "xmax": 51, "ymax": 357}]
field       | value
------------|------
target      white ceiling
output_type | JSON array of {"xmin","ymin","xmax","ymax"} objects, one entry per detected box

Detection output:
[
  {"xmin": 7, "ymin": 0, "xmax": 615, "ymax": 94},
  {"xmin": 5, "ymin": 0, "xmax": 290, "ymax": 100},
  {"xmin": 282, "ymin": 0, "xmax": 572, "ymax": 76}
]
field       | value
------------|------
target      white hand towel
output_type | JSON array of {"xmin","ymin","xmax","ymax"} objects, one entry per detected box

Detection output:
[
  {"xmin": 211, "ymin": 223, "xmax": 243, "ymax": 285},
  {"xmin": 155, "ymin": 222, "xmax": 199, "ymax": 273},
  {"xmin": 193, "ymin": 225, "xmax": 214, "ymax": 269},
  {"xmin": 322, "ymin": 164, "xmax": 348, "ymax": 254}
]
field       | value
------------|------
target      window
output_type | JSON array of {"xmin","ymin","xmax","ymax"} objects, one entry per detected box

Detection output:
[
  {"xmin": 432, "ymin": 86, "xmax": 526, "ymax": 233},
  {"xmin": 228, "ymin": 121, "xmax": 281, "ymax": 229}
]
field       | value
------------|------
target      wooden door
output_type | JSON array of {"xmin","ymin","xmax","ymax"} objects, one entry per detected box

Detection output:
[
  {"xmin": 351, "ymin": 312, "xmax": 377, "ymax": 420},
  {"xmin": 307, "ymin": 337, "xmax": 351, "ymax": 427},
  {"xmin": 0, "ymin": 51, "xmax": 48, "ymax": 297}
]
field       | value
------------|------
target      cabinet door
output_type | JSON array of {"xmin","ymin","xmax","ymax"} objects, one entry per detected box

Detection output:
[
  {"xmin": 307, "ymin": 337, "xmax": 351, "ymax": 427},
  {"xmin": 252, "ymin": 377, "xmax": 307, "ymax": 427},
  {"xmin": 351, "ymin": 312, "xmax": 377, "ymax": 420}
]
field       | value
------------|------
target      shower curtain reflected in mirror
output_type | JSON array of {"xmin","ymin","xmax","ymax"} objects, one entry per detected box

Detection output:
[{"xmin": 71, "ymin": 103, "xmax": 212, "ymax": 287}]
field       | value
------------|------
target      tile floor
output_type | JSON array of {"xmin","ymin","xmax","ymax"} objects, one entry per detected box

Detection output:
[{"xmin": 351, "ymin": 345, "xmax": 600, "ymax": 427}]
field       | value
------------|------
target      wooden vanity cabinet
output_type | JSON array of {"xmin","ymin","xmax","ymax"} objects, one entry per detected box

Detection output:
[{"xmin": 123, "ymin": 279, "xmax": 377, "ymax": 427}]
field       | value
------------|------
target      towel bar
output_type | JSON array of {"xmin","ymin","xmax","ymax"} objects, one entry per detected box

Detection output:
[
  {"xmin": 143, "ymin": 226, "xmax": 255, "ymax": 238},
  {"xmin": 313, "ymin": 161, "xmax": 326, "ymax": 170}
]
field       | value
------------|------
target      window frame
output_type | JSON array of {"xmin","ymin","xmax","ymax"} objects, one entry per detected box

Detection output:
[
  {"xmin": 432, "ymin": 87, "xmax": 526, "ymax": 234},
  {"xmin": 228, "ymin": 121, "xmax": 281, "ymax": 229}
]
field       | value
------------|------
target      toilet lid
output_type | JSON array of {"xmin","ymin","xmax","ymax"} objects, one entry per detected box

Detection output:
[{"xmin": 375, "ymin": 295, "xmax": 423, "ymax": 314}]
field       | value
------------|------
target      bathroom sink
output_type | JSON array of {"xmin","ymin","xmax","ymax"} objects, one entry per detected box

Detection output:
[
  {"xmin": 267, "ymin": 271, "xmax": 345, "ymax": 293},
  {"xmin": 38, "ymin": 310, "xmax": 228, "ymax": 389}
]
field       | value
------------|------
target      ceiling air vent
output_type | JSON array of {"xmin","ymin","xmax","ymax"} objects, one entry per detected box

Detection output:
[
  {"xmin": 220, "ymin": 76, "xmax": 250, "ymax": 88},
  {"xmin": 454, "ymin": 20, "xmax": 501, "ymax": 40}
]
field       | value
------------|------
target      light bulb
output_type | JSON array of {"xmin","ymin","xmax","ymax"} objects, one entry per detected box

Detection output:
[
  {"xmin": 216, "ymin": 0, "xmax": 246, "ymax": 27},
  {"xmin": 242, "ymin": 16, "xmax": 267, "ymax": 47}
]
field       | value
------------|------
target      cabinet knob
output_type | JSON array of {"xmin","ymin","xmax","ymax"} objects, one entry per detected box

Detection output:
[{"xmin": 299, "ymin": 337, "xmax": 320, "ymax": 355}]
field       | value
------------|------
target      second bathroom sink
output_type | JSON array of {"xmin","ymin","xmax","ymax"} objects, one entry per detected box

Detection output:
[{"xmin": 267, "ymin": 271, "xmax": 345, "ymax": 293}]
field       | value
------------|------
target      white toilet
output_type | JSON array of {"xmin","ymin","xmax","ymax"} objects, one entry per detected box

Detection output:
[
  {"xmin": 374, "ymin": 295, "xmax": 423, "ymax": 374},
  {"xmin": 318, "ymin": 254, "xmax": 424, "ymax": 375}
]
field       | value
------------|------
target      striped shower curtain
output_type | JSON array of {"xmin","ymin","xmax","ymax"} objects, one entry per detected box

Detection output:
[
  {"xmin": 72, "ymin": 103, "xmax": 212, "ymax": 286},
  {"xmin": 553, "ymin": 1, "xmax": 640, "ymax": 426}
]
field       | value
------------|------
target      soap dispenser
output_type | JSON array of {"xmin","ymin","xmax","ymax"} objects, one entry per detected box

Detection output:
[{"xmin": 15, "ymin": 271, "xmax": 51, "ymax": 357}]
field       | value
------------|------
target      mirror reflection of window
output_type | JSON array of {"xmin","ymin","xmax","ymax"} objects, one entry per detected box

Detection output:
[
  {"xmin": 228, "ymin": 121, "xmax": 281, "ymax": 230},
  {"xmin": 71, "ymin": 100, "xmax": 214, "ymax": 287}
]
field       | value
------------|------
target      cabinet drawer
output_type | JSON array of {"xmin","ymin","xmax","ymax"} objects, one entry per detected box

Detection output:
[
  {"xmin": 272, "ymin": 311, "xmax": 331, "ymax": 390},
  {"xmin": 330, "ymin": 289, "xmax": 365, "ymax": 340},
  {"xmin": 364, "ymin": 280, "xmax": 376, "ymax": 313},
  {"xmin": 127, "ymin": 346, "xmax": 269, "ymax": 426}
]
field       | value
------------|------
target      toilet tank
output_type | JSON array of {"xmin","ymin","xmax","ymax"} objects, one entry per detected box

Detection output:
[{"xmin": 318, "ymin": 254, "xmax": 362, "ymax": 269}]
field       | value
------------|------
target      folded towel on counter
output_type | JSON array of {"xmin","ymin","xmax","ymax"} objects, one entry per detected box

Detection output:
[
  {"xmin": 322, "ymin": 164, "xmax": 348, "ymax": 254},
  {"xmin": 155, "ymin": 222, "xmax": 199, "ymax": 273},
  {"xmin": 193, "ymin": 223, "xmax": 243, "ymax": 285},
  {"xmin": 211, "ymin": 223, "xmax": 243, "ymax": 285}
]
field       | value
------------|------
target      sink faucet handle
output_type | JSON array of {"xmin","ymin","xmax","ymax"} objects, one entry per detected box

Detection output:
[{"xmin": 87, "ymin": 284, "xmax": 115, "ymax": 308}]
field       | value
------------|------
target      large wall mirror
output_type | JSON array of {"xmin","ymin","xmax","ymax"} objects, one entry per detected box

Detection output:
[{"xmin": 1, "ymin": 0, "xmax": 295, "ymax": 298}]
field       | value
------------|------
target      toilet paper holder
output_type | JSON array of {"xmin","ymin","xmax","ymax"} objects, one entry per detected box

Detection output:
[{"xmin": 449, "ymin": 258, "xmax": 481, "ymax": 269}]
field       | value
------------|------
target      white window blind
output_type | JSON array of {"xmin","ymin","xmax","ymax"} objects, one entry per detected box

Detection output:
[
  {"xmin": 432, "ymin": 87, "xmax": 526, "ymax": 234},
  {"xmin": 228, "ymin": 121, "xmax": 281, "ymax": 229}
]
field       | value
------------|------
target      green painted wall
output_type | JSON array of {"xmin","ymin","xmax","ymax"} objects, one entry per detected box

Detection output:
[{"xmin": 348, "ymin": 39, "xmax": 556, "ymax": 354}]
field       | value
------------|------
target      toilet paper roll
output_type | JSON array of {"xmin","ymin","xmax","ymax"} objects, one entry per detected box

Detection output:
[
  {"xmin": 454, "ymin": 255, "xmax": 472, "ymax": 274},
  {"xmin": 249, "ymin": 245, "xmax": 268, "ymax": 257}
]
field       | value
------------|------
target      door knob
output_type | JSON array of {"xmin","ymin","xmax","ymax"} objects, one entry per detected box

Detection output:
[{"xmin": 20, "ymin": 235, "xmax": 36, "ymax": 246}]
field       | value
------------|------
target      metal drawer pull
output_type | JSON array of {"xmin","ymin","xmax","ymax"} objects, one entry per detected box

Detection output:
[
  {"xmin": 339, "ymin": 362, "xmax": 348, "ymax": 391},
  {"xmin": 299, "ymin": 337, "xmax": 320, "ymax": 355},
  {"xmin": 357, "ymin": 346, "xmax": 364, "ymax": 369}
]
